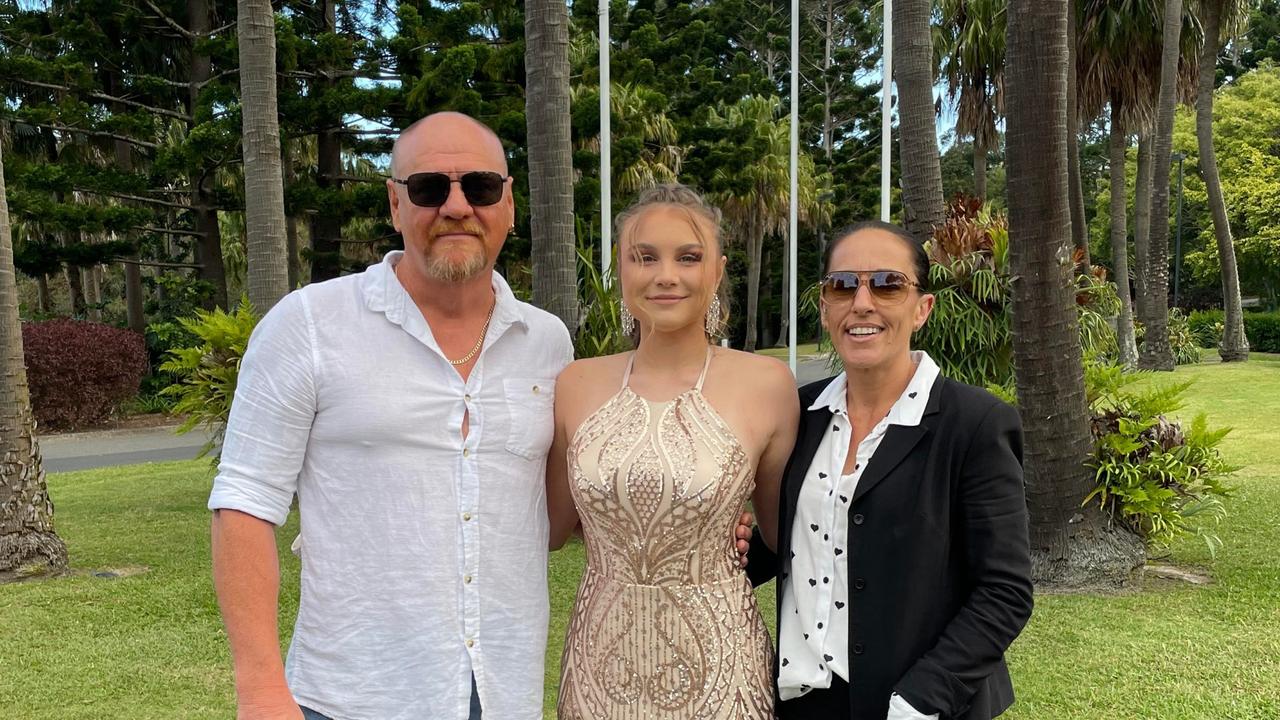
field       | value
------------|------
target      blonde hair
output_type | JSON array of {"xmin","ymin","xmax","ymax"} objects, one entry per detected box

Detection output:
[{"xmin": 613, "ymin": 183, "xmax": 731, "ymax": 339}]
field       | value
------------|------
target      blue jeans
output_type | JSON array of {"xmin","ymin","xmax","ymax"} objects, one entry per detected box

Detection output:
[{"xmin": 300, "ymin": 675, "xmax": 482, "ymax": 720}]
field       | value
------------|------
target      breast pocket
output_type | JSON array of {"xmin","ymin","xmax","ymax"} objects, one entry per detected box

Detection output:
[{"xmin": 502, "ymin": 377, "xmax": 556, "ymax": 460}]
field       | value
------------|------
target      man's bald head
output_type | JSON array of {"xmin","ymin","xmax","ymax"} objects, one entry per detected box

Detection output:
[{"xmin": 390, "ymin": 112, "xmax": 508, "ymax": 178}]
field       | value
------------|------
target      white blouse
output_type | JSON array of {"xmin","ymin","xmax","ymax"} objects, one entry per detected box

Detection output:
[{"xmin": 777, "ymin": 351, "xmax": 941, "ymax": 720}]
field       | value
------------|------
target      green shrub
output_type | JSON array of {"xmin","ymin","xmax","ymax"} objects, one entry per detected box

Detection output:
[
  {"xmin": 1245, "ymin": 312, "xmax": 1280, "ymax": 353},
  {"xmin": 159, "ymin": 298, "xmax": 260, "ymax": 459},
  {"xmin": 1188, "ymin": 309, "xmax": 1224, "ymax": 349},
  {"xmin": 1084, "ymin": 362, "xmax": 1236, "ymax": 553},
  {"xmin": 21, "ymin": 319, "xmax": 149, "ymax": 430},
  {"xmin": 1168, "ymin": 309, "xmax": 1204, "ymax": 365}
]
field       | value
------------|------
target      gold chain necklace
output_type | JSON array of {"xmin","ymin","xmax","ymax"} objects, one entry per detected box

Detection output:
[{"xmin": 448, "ymin": 302, "xmax": 496, "ymax": 366}]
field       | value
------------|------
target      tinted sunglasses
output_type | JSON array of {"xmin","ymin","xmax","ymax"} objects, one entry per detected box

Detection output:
[
  {"xmin": 391, "ymin": 171, "xmax": 509, "ymax": 208},
  {"xmin": 821, "ymin": 270, "xmax": 920, "ymax": 305}
]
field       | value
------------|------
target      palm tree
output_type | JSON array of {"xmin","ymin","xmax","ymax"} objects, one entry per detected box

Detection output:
[
  {"xmin": 1068, "ymin": 0, "xmax": 1091, "ymax": 272},
  {"xmin": 1005, "ymin": 0, "xmax": 1143, "ymax": 586},
  {"xmin": 0, "ymin": 137, "xmax": 69, "ymax": 579},
  {"xmin": 894, "ymin": 0, "xmax": 945, "ymax": 244},
  {"xmin": 237, "ymin": 0, "xmax": 290, "ymax": 314},
  {"xmin": 1194, "ymin": 0, "xmax": 1252, "ymax": 361},
  {"xmin": 525, "ymin": 0, "xmax": 579, "ymax": 331},
  {"xmin": 937, "ymin": 0, "xmax": 1006, "ymax": 203},
  {"xmin": 570, "ymin": 82, "xmax": 686, "ymax": 200},
  {"xmin": 1077, "ymin": 0, "xmax": 1199, "ymax": 366},
  {"xmin": 1139, "ymin": 0, "xmax": 1193, "ymax": 370},
  {"xmin": 708, "ymin": 96, "xmax": 823, "ymax": 352}
]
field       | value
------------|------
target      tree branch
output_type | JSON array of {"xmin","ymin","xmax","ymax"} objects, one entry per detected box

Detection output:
[
  {"xmin": 25, "ymin": 122, "xmax": 159, "ymax": 150},
  {"xmin": 113, "ymin": 256, "xmax": 203, "ymax": 269},
  {"xmin": 135, "ymin": 226, "xmax": 206, "ymax": 237},
  {"xmin": 140, "ymin": 0, "xmax": 195, "ymax": 39},
  {"xmin": 12, "ymin": 79, "xmax": 193, "ymax": 122},
  {"xmin": 76, "ymin": 188, "xmax": 192, "ymax": 210}
]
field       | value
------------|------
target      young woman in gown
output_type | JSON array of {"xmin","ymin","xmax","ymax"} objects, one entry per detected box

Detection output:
[{"xmin": 547, "ymin": 184, "xmax": 799, "ymax": 720}]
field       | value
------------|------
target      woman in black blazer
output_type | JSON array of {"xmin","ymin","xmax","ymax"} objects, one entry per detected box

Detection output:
[{"xmin": 747, "ymin": 220, "xmax": 1034, "ymax": 720}]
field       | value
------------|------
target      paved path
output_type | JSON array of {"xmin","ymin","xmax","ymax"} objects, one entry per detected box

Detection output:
[
  {"xmin": 39, "ymin": 425, "xmax": 216, "ymax": 473},
  {"xmin": 40, "ymin": 355, "xmax": 837, "ymax": 473}
]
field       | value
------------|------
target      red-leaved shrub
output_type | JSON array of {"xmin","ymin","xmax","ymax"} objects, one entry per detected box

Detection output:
[{"xmin": 21, "ymin": 319, "xmax": 149, "ymax": 430}]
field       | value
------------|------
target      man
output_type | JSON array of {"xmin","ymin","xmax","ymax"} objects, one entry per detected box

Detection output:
[{"xmin": 209, "ymin": 112, "xmax": 572, "ymax": 720}]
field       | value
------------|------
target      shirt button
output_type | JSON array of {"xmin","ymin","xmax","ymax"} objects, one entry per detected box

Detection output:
[
  {"xmin": 464, "ymin": 393, "xmax": 472, "ymax": 402},
  {"xmin": 462, "ymin": 512, "xmax": 472, "ymax": 521},
  {"xmin": 853, "ymin": 643, "xmax": 864, "ymax": 655},
  {"xmin": 464, "ymin": 575, "xmax": 473, "ymax": 584},
  {"xmin": 852, "ymin": 513, "xmax": 865, "ymax": 525},
  {"xmin": 466, "ymin": 639, "xmax": 475, "ymax": 648},
  {"xmin": 855, "ymin": 578, "xmax": 866, "ymax": 590},
  {"xmin": 532, "ymin": 384, "xmax": 540, "ymax": 393},
  {"xmin": 462, "ymin": 448, "xmax": 470, "ymax": 458}
]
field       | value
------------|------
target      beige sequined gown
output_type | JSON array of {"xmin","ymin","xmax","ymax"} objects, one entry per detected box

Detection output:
[{"xmin": 558, "ymin": 349, "xmax": 775, "ymax": 720}]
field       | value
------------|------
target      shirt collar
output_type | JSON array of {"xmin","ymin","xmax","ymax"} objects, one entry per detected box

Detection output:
[
  {"xmin": 363, "ymin": 250, "xmax": 529, "ymax": 332},
  {"xmin": 808, "ymin": 350, "xmax": 940, "ymax": 428}
]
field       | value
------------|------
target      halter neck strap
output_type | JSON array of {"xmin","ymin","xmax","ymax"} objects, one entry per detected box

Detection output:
[
  {"xmin": 621, "ymin": 346, "xmax": 715, "ymax": 394},
  {"xmin": 694, "ymin": 346, "xmax": 714, "ymax": 392}
]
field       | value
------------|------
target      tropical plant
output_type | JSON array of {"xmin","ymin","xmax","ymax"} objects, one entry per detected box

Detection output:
[
  {"xmin": 1084, "ymin": 361, "xmax": 1235, "ymax": 553},
  {"xmin": 573, "ymin": 232, "xmax": 630, "ymax": 359},
  {"xmin": 160, "ymin": 298, "xmax": 260, "ymax": 459}
]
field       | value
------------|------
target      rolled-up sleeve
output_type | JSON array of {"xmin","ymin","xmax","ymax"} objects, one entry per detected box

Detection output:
[{"xmin": 208, "ymin": 291, "xmax": 318, "ymax": 526}]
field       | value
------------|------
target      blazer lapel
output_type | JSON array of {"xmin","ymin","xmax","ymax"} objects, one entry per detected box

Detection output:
[
  {"xmin": 850, "ymin": 375, "xmax": 945, "ymax": 505},
  {"xmin": 782, "ymin": 404, "xmax": 831, "ymax": 533}
]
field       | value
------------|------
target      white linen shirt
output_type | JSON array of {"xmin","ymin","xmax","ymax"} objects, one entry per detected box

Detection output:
[
  {"xmin": 208, "ymin": 251, "xmax": 573, "ymax": 720},
  {"xmin": 778, "ymin": 351, "xmax": 941, "ymax": 720}
]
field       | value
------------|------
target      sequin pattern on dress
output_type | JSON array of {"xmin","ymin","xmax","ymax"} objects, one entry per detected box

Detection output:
[{"xmin": 558, "ymin": 350, "xmax": 775, "ymax": 720}]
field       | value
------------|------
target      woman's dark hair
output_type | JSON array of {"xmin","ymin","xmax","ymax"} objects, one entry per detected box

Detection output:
[{"xmin": 822, "ymin": 220, "xmax": 931, "ymax": 291}]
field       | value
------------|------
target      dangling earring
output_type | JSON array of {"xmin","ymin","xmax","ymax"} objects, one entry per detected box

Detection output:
[
  {"xmin": 621, "ymin": 303, "xmax": 636, "ymax": 336},
  {"xmin": 705, "ymin": 293, "xmax": 722, "ymax": 336}
]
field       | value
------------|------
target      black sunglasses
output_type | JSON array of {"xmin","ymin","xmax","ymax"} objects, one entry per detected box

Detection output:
[
  {"xmin": 821, "ymin": 270, "xmax": 920, "ymax": 305},
  {"xmin": 391, "ymin": 171, "xmax": 509, "ymax": 208}
]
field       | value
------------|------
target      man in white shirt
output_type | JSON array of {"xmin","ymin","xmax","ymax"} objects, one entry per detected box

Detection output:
[{"xmin": 209, "ymin": 112, "xmax": 573, "ymax": 720}]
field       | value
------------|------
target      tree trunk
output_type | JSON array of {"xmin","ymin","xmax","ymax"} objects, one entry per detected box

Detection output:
[
  {"xmin": 1109, "ymin": 105, "xmax": 1139, "ymax": 366},
  {"xmin": 238, "ymin": 0, "xmax": 291, "ymax": 314},
  {"xmin": 893, "ymin": 0, "xmax": 945, "ymax": 245},
  {"xmin": 1138, "ymin": 0, "xmax": 1183, "ymax": 371},
  {"xmin": 1133, "ymin": 133, "xmax": 1153, "ymax": 324},
  {"xmin": 778, "ymin": 240, "xmax": 790, "ymax": 347},
  {"xmin": 1005, "ymin": 0, "xmax": 1143, "ymax": 589},
  {"xmin": 105, "ymin": 75, "xmax": 146, "ymax": 333},
  {"xmin": 1196, "ymin": 0, "xmax": 1248, "ymax": 362},
  {"xmin": 36, "ymin": 275, "xmax": 50, "ymax": 315},
  {"xmin": 86, "ymin": 265, "xmax": 102, "ymax": 322},
  {"xmin": 1067, "ymin": 0, "xmax": 1091, "ymax": 273},
  {"xmin": 524, "ymin": 0, "xmax": 580, "ymax": 331},
  {"xmin": 309, "ymin": 0, "xmax": 344, "ymax": 283},
  {"xmin": 744, "ymin": 216, "xmax": 763, "ymax": 352},
  {"xmin": 0, "ymin": 140, "xmax": 69, "ymax": 579},
  {"xmin": 189, "ymin": 0, "xmax": 229, "ymax": 310},
  {"xmin": 283, "ymin": 140, "xmax": 302, "ymax": 289},
  {"xmin": 973, "ymin": 140, "xmax": 988, "ymax": 202}
]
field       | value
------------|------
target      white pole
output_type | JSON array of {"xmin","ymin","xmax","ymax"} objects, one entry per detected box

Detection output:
[
  {"xmin": 788, "ymin": 0, "xmax": 799, "ymax": 375},
  {"xmin": 599, "ymin": 0, "xmax": 613, "ymax": 286},
  {"xmin": 881, "ymin": 0, "xmax": 893, "ymax": 221}
]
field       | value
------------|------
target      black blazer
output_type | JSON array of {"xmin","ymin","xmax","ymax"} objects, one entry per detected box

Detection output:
[{"xmin": 748, "ymin": 373, "xmax": 1034, "ymax": 720}]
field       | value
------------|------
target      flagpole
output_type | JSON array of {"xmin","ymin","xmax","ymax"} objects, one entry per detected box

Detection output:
[
  {"xmin": 881, "ymin": 0, "xmax": 893, "ymax": 221},
  {"xmin": 599, "ymin": 0, "xmax": 613, "ymax": 285},
  {"xmin": 788, "ymin": 0, "xmax": 800, "ymax": 375}
]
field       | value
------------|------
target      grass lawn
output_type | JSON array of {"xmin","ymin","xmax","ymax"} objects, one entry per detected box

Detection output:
[
  {"xmin": 754, "ymin": 342, "xmax": 822, "ymax": 359},
  {"xmin": 2, "ymin": 354, "xmax": 1277, "ymax": 718}
]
